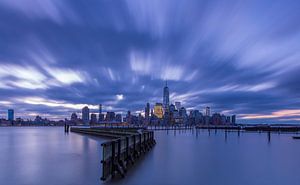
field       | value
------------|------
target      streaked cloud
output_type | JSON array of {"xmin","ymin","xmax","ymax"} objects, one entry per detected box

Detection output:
[
  {"xmin": 0, "ymin": 0, "xmax": 78, "ymax": 24},
  {"xmin": 0, "ymin": 0, "xmax": 300, "ymax": 122},
  {"xmin": 116, "ymin": 94, "xmax": 124, "ymax": 101},
  {"xmin": 44, "ymin": 66, "xmax": 85, "ymax": 85},
  {"xmin": 20, "ymin": 97, "xmax": 98, "ymax": 110},
  {"xmin": 240, "ymin": 109, "xmax": 300, "ymax": 121},
  {"xmin": 0, "ymin": 64, "xmax": 47, "ymax": 89},
  {"xmin": 129, "ymin": 50, "xmax": 194, "ymax": 81}
]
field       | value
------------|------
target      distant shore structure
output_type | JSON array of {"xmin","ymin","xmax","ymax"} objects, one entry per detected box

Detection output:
[{"xmin": 0, "ymin": 82, "xmax": 237, "ymax": 126}]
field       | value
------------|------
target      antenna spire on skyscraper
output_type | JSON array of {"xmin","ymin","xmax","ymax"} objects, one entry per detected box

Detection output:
[{"xmin": 163, "ymin": 80, "xmax": 170, "ymax": 113}]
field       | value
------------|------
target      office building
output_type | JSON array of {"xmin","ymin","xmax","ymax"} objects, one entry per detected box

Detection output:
[
  {"xmin": 175, "ymin": 102, "xmax": 181, "ymax": 110},
  {"xmin": 145, "ymin": 103, "xmax": 150, "ymax": 123},
  {"xmin": 163, "ymin": 81, "xmax": 170, "ymax": 113},
  {"xmin": 98, "ymin": 114, "xmax": 105, "ymax": 122},
  {"xmin": 71, "ymin": 113, "xmax": 78, "ymax": 121},
  {"xmin": 82, "ymin": 106, "xmax": 90, "ymax": 125},
  {"xmin": 99, "ymin": 104, "xmax": 102, "ymax": 114},
  {"xmin": 179, "ymin": 107, "xmax": 187, "ymax": 117},
  {"xmin": 154, "ymin": 103, "xmax": 164, "ymax": 119},
  {"xmin": 231, "ymin": 115, "xmax": 236, "ymax": 124},
  {"xmin": 205, "ymin": 107, "xmax": 211, "ymax": 117},
  {"xmin": 105, "ymin": 112, "xmax": 115, "ymax": 121},
  {"xmin": 8, "ymin": 109, "xmax": 14, "ymax": 121},
  {"xmin": 90, "ymin": 113, "xmax": 97, "ymax": 124},
  {"xmin": 126, "ymin": 111, "xmax": 132, "ymax": 124},
  {"xmin": 116, "ymin": 114, "xmax": 122, "ymax": 122},
  {"xmin": 169, "ymin": 104, "xmax": 176, "ymax": 113}
]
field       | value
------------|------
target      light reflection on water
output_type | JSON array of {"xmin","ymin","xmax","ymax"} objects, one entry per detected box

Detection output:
[
  {"xmin": 0, "ymin": 127, "xmax": 300, "ymax": 185},
  {"xmin": 0, "ymin": 127, "xmax": 104, "ymax": 185}
]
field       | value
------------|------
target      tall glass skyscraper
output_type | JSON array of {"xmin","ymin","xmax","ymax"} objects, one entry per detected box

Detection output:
[
  {"xmin": 8, "ymin": 109, "xmax": 14, "ymax": 121},
  {"xmin": 163, "ymin": 81, "xmax": 170, "ymax": 112},
  {"xmin": 145, "ymin": 103, "xmax": 150, "ymax": 122},
  {"xmin": 82, "ymin": 106, "xmax": 90, "ymax": 125}
]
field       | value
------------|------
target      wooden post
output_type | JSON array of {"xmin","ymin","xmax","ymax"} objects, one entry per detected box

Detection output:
[
  {"xmin": 111, "ymin": 141, "xmax": 115, "ymax": 178},
  {"xmin": 126, "ymin": 137, "xmax": 129, "ymax": 159},
  {"xmin": 133, "ymin": 135, "xmax": 137, "ymax": 158},
  {"xmin": 117, "ymin": 139, "xmax": 121, "ymax": 162},
  {"xmin": 139, "ymin": 134, "xmax": 142, "ymax": 154},
  {"xmin": 143, "ymin": 133, "xmax": 146, "ymax": 152}
]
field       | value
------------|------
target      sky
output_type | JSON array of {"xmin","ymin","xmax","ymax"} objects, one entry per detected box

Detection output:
[{"xmin": 0, "ymin": 0, "xmax": 300, "ymax": 123}]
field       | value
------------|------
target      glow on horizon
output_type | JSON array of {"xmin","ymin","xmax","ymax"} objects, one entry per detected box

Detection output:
[
  {"xmin": 240, "ymin": 109, "xmax": 300, "ymax": 121},
  {"xmin": 20, "ymin": 97, "xmax": 98, "ymax": 110}
]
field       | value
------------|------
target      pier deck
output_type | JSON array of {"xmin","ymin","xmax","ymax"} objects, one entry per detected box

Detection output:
[{"xmin": 70, "ymin": 127, "xmax": 156, "ymax": 181}]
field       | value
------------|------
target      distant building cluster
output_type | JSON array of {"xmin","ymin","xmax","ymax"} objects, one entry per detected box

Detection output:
[
  {"xmin": 138, "ymin": 82, "xmax": 236, "ymax": 126},
  {"xmin": 68, "ymin": 82, "xmax": 236, "ymax": 126},
  {"xmin": 0, "ymin": 83, "xmax": 236, "ymax": 126},
  {"xmin": 67, "ymin": 104, "xmax": 124, "ymax": 126},
  {"xmin": 0, "ymin": 109, "xmax": 67, "ymax": 126}
]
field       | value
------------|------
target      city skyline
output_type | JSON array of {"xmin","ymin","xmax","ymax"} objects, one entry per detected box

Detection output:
[
  {"xmin": 1, "ymin": 0, "xmax": 300, "ymax": 123},
  {"xmin": 0, "ymin": 83, "xmax": 232, "ymax": 123}
]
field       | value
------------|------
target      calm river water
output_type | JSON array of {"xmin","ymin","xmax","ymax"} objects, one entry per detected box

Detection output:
[{"xmin": 0, "ymin": 127, "xmax": 299, "ymax": 185}]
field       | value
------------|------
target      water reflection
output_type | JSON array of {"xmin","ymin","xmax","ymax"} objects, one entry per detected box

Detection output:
[
  {"xmin": 1, "ymin": 127, "xmax": 300, "ymax": 185},
  {"xmin": 0, "ymin": 127, "xmax": 106, "ymax": 185}
]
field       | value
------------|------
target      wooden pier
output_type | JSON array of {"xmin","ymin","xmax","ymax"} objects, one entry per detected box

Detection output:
[
  {"xmin": 70, "ymin": 127, "xmax": 156, "ymax": 181},
  {"xmin": 196, "ymin": 125, "xmax": 300, "ymax": 133},
  {"xmin": 147, "ymin": 125, "xmax": 193, "ymax": 130}
]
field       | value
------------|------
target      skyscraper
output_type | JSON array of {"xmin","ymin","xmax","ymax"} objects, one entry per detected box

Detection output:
[
  {"xmin": 8, "ymin": 109, "xmax": 14, "ymax": 121},
  {"xmin": 231, "ymin": 115, "xmax": 236, "ymax": 124},
  {"xmin": 99, "ymin": 104, "xmax": 102, "ymax": 114},
  {"xmin": 169, "ymin": 104, "xmax": 176, "ymax": 113},
  {"xmin": 71, "ymin": 113, "xmax": 78, "ymax": 121},
  {"xmin": 98, "ymin": 104, "xmax": 104, "ymax": 122},
  {"xmin": 145, "ymin": 103, "xmax": 150, "ymax": 123},
  {"xmin": 116, "ymin": 114, "xmax": 122, "ymax": 122},
  {"xmin": 205, "ymin": 107, "xmax": 211, "ymax": 117},
  {"xmin": 154, "ymin": 103, "xmax": 164, "ymax": 119},
  {"xmin": 105, "ymin": 112, "xmax": 116, "ymax": 121},
  {"xmin": 82, "ymin": 106, "xmax": 90, "ymax": 125},
  {"xmin": 90, "ymin": 113, "xmax": 97, "ymax": 125},
  {"xmin": 163, "ymin": 81, "xmax": 170, "ymax": 113},
  {"xmin": 126, "ymin": 111, "xmax": 132, "ymax": 124},
  {"xmin": 175, "ymin": 102, "xmax": 181, "ymax": 110}
]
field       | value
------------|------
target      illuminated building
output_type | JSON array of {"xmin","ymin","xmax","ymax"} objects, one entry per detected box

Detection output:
[{"xmin": 154, "ymin": 103, "xmax": 164, "ymax": 119}]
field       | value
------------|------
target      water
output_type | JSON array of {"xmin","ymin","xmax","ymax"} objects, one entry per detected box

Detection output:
[
  {"xmin": 0, "ymin": 127, "xmax": 104, "ymax": 185},
  {"xmin": 0, "ymin": 127, "xmax": 300, "ymax": 185}
]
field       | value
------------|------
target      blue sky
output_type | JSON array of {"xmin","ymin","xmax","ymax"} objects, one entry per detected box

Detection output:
[{"xmin": 0, "ymin": 0, "xmax": 300, "ymax": 123}]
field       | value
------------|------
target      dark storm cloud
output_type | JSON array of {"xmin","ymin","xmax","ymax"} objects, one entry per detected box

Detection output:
[{"xmin": 0, "ymin": 0, "xmax": 300, "ymax": 123}]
